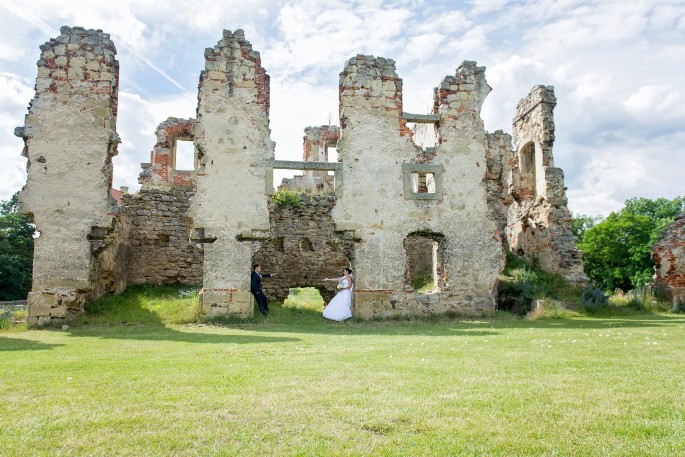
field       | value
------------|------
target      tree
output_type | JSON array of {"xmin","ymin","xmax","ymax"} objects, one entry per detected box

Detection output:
[
  {"xmin": 571, "ymin": 214, "xmax": 603, "ymax": 244},
  {"xmin": 0, "ymin": 193, "xmax": 35, "ymax": 300},
  {"xmin": 579, "ymin": 196, "xmax": 685, "ymax": 292}
]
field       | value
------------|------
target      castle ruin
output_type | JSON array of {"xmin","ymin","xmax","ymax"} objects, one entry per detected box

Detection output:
[{"xmin": 15, "ymin": 27, "xmax": 585, "ymax": 325}]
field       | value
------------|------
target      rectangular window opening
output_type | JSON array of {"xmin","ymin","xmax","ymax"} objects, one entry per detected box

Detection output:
[
  {"xmin": 411, "ymin": 172, "xmax": 436, "ymax": 194},
  {"xmin": 175, "ymin": 140, "xmax": 195, "ymax": 171},
  {"xmin": 326, "ymin": 146, "xmax": 338, "ymax": 175}
]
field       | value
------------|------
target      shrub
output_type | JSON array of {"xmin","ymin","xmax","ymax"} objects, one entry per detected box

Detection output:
[
  {"xmin": 672, "ymin": 297, "xmax": 685, "ymax": 314},
  {"xmin": 625, "ymin": 287, "xmax": 648, "ymax": 311},
  {"xmin": 272, "ymin": 190, "xmax": 301, "ymax": 208},
  {"xmin": 0, "ymin": 310, "xmax": 10, "ymax": 329},
  {"xmin": 651, "ymin": 281, "xmax": 672, "ymax": 304},
  {"xmin": 497, "ymin": 278, "xmax": 538, "ymax": 316},
  {"xmin": 411, "ymin": 274, "xmax": 434, "ymax": 294},
  {"xmin": 581, "ymin": 286, "xmax": 608, "ymax": 312}
]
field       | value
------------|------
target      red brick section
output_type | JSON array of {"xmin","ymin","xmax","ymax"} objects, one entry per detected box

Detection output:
[
  {"xmin": 303, "ymin": 126, "xmax": 340, "ymax": 162},
  {"xmin": 110, "ymin": 187, "xmax": 124, "ymax": 205},
  {"xmin": 653, "ymin": 215, "xmax": 685, "ymax": 289},
  {"xmin": 145, "ymin": 118, "xmax": 196, "ymax": 188}
]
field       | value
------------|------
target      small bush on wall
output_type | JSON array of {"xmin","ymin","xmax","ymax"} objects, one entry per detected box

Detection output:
[{"xmin": 272, "ymin": 190, "xmax": 301, "ymax": 208}]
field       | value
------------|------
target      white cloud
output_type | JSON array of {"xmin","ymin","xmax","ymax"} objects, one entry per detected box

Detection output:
[
  {"xmin": 1, "ymin": 0, "xmax": 684, "ymax": 217},
  {"xmin": 469, "ymin": 0, "xmax": 509, "ymax": 16},
  {"xmin": 0, "ymin": 74, "xmax": 34, "ymax": 201},
  {"xmin": 567, "ymin": 132, "xmax": 685, "ymax": 216}
]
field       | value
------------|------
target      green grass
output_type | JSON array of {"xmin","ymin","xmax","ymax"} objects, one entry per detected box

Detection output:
[
  {"xmin": 2, "ymin": 288, "xmax": 685, "ymax": 455},
  {"xmin": 76, "ymin": 285, "xmax": 201, "ymax": 326}
]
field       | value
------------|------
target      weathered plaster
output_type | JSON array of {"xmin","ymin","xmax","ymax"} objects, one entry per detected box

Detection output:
[
  {"xmin": 189, "ymin": 30, "xmax": 274, "ymax": 317},
  {"xmin": 16, "ymin": 26, "xmax": 122, "ymax": 325}
]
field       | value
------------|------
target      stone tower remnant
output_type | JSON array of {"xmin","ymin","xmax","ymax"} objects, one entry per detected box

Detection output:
[
  {"xmin": 189, "ymin": 30, "xmax": 274, "ymax": 316},
  {"xmin": 16, "ymin": 26, "xmax": 124, "ymax": 325}
]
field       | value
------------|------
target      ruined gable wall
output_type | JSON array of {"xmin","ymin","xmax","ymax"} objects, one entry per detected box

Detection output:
[
  {"xmin": 189, "ymin": 30, "xmax": 273, "ymax": 317},
  {"xmin": 252, "ymin": 194, "xmax": 353, "ymax": 303},
  {"xmin": 334, "ymin": 56, "xmax": 503, "ymax": 318},
  {"xmin": 507, "ymin": 86, "xmax": 586, "ymax": 283},
  {"xmin": 124, "ymin": 188, "xmax": 203, "ymax": 286},
  {"xmin": 652, "ymin": 215, "xmax": 685, "ymax": 304},
  {"xmin": 16, "ymin": 26, "xmax": 123, "ymax": 325}
]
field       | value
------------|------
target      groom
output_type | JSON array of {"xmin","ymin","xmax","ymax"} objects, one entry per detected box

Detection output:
[{"xmin": 251, "ymin": 264, "xmax": 276, "ymax": 316}]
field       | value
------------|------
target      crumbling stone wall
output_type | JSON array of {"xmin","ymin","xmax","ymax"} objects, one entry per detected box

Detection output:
[
  {"xmin": 16, "ymin": 27, "xmax": 587, "ymax": 323},
  {"xmin": 252, "ymin": 194, "xmax": 353, "ymax": 303},
  {"xmin": 484, "ymin": 130, "xmax": 515, "ymax": 247},
  {"xmin": 652, "ymin": 215, "xmax": 685, "ymax": 304},
  {"xmin": 139, "ymin": 117, "xmax": 196, "ymax": 188},
  {"xmin": 16, "ymin": 26, "xmax": 124, "ymax": 325},
  {"xmin": 189, "ymin": 30, "xmax": 273, "ymax": 317},
  {"xmin": 505, "ymin": 86, "xmax": 586, "ymax": 283},
  {"xmin": 334, "ymin": 57, "xmax": 504, "ymax": 319},
  {"xmin": 124, "ymin": 187, "xmax": 202, "ymax": 286}
]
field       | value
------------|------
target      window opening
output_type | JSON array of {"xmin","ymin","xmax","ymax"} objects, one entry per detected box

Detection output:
[
  {"xmin": 174, "ymin": 140, "xmax": 195, "ymax": 171},
  {"xmin": 411, "ymin": 172, "xmax": 436, "ymax": 194}
]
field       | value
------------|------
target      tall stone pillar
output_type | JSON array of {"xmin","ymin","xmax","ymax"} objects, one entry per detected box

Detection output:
[
  {"xmin": 16, "ymin": 26, "xmax": 121, "ymax": 325},
  {"xmin": 190, "ymin": 30, "xmax": 273, "ymax": 316}
]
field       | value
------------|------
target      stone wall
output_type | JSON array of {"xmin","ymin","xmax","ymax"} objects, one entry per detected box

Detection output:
[
  {"xmin": 15, "ymin": 27, "xmax": 588, "ymax": 324},
  {"xmin": 652, "ymin": 215, "xmax": 685, "ymax": 304},
  {"xmin": 252, "ymin": 194, "xmax": 353, "ymax": 303},
  {"xmin": 189, "ymin": 30, "xmax": 274, "ymax": 317},
  {"xmin": 484, "ymin": 130, "xmax": 515, "ymax": 248},
  {"xmin": 124, "ymin": 187, "xmax": 202, "ymax": 286},
  {"xmin": 16, "ymin": 26, "xmax": 123, "ymax": 325},
  {"xmin": 334, "ymin": 57, "xmax": 504, "ymax": 319}
]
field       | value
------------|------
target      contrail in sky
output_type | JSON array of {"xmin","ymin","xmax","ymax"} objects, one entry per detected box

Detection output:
[{"xmin": 0, "ymin": 2, "xmax": 186, "ymax": 92}]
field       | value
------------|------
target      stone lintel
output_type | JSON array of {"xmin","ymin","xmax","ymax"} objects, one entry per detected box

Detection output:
[
  {"xmin": 269, "ymin": 160, "xmax": 342, "ymax": 171},
  {"xmin": 402, "ymin": 112, "xmax": 440, "ymax": 123}
]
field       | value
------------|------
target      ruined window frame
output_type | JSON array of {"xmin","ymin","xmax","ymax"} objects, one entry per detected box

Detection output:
[
  {"xmin": 172, "ymin": 137, "xmax": 196, "ymax": 172},
  {"xmin": 402, "ymin": 163, "xmax": 443, "ymax": 200}
]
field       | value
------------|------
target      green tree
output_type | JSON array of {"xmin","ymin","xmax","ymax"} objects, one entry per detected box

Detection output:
[
  {"xmin": 571, "ymin": 214, "xmax": 603, "ymax": 244},
  {"xmin": 579, "ymin": 196, "xmax": 684, "ymax": 292},
  {"xmin": 0, "ymin": 193, "xmax": 35, "ymax": 300}
]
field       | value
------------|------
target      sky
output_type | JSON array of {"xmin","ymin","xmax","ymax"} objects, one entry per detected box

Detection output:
[{"xmin": 0, "ymin": 0, "xmax": 683, "ymax": 217}]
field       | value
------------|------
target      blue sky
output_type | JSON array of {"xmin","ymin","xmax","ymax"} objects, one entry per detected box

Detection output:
[{"xmin": 0, "ymin": 0, "xmax": 683, "ymax": 216}]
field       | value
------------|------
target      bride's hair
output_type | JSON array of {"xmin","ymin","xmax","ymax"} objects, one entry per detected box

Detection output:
[{"xmin": 344, "ymin": 268, "xmax": 353, "ymax": 274}]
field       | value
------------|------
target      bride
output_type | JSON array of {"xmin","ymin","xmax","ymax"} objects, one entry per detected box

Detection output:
[{"xmin": 322, "ymin": 268, "xmax": 354, "ymax": 321}]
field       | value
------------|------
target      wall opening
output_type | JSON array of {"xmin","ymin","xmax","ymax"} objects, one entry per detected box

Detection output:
[
  {"xmin": 407, "ymin": 122, "xmax": 438, "ymax": 150},
  {"xmin": 411, "ymin": 172, "xmax": 436, "ymax": 194},
  {"xmin": 174, "ymin": 140, "xmax": 195, "ymax": 171},
  {"xmin": 519, "ymin": 142, "xmax": 536, "ymax": 200},
  {"xmin": 283, "ymin": 287, "xmax": 325, "ymax": 312},
  {"xmin": 404, "ymin": 232, "xmax": 445, "ymax": 293},
  {"xmin": 326, "ymin": 145, "xmax": 338, "ymax": 177}
]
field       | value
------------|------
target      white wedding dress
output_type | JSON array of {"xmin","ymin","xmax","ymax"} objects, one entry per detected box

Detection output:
[{"xmin": 323, "ymin": 278, "xmax": 353, "ymax": 321}]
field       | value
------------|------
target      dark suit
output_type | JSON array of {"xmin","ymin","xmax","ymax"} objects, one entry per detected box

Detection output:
[{"xmin": 251, "ymin": 271, "xmax": 272, "ymax": 315}]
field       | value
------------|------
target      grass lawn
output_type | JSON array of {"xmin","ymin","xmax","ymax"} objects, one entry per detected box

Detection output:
[{"xmin": 1, "ymin": 288, "xmax": 685, "ymax": 456}]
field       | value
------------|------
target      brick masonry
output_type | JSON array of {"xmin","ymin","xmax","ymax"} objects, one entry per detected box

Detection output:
[{"xmin": 652, "ymin": 215, "xmax": 685, "ymax": 304}]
